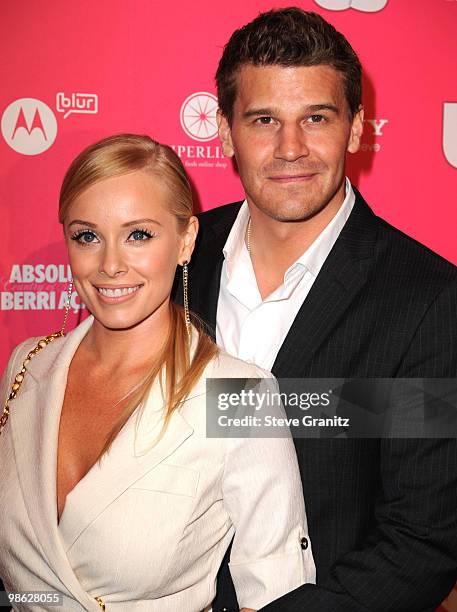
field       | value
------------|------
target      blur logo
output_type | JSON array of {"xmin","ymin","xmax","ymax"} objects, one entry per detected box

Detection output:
[
  {"xmin": 443, "ymin": 103, "xmax": 457, "ymax": 168},
  {"xmin": 56, "ymin": 92, "xmax": 98, "ymax": 119},
  {"xmin": 1, "ymin": 98, "xmax": 57, "ymax": 155},
  {"xmin": 180, "ymin": 92, "xmax": 218, "ymax": 142},
  {"xmin": 314, "ymin": 0, "xmax": 388, "ymax": 11}
]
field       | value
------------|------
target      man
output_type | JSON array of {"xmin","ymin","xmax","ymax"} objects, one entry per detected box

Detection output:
[{"xmin": 182, "ymin": 8, "xmax": 457, "ymax": 612}]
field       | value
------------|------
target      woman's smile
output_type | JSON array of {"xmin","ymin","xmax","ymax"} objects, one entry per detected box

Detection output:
[{"xmin": 94, "ymin": 283, "xmax": 143, "ymax": 303}]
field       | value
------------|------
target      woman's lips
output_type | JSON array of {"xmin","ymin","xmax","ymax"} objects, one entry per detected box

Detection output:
[{"xmin": 93, "ymin": 284, "xmax": 143, "ymax": 303}]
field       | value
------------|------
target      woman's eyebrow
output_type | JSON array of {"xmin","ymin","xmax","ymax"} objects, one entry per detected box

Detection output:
[
  {"xmin": 67, "ymin": 219, "xmax": 97, "ymax": 228},
  {"xmin": 67, "ymin": 218, "xmax": 163, "ymax": 228},
  {"xmin": 121, "ymin": 218, "xmax": 163, "ymax": 227}
]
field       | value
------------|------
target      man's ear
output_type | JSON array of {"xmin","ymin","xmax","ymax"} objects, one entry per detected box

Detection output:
[
  {"xmin": 347, "ymin": 105, "xmax": 364, "ymax": 154},
  {"xmin": 217, "ymin": 109, "xmax": 235, "ymax": 158},
  {"xmin": 179, "ymin": 216, "xmax": 199, "ymax": 265}
]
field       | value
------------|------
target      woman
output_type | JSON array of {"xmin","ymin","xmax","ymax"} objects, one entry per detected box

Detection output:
[{"xmin": 0, "ymin": 134, "xmax": 315, "ymax": 611}]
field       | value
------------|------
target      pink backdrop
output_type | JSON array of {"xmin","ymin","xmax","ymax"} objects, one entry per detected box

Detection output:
[{"xmin": 1, "ymin": 2, "xmax": 457, "ymax": 607}]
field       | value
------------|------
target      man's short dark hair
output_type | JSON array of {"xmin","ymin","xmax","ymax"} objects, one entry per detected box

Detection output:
[{"xmin": 216, "ymin": 7, "xmax": 362, "ymax": 123}]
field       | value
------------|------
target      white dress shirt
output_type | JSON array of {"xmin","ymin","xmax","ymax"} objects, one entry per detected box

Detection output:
[{"xmin": 216, "ymin": 178, "xmax": 355, "ymax": 370}]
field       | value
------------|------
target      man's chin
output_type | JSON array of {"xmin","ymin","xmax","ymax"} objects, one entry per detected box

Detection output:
[{"xmin": 256, "ymin": 200, "xmax": 329, "ymax": 223}]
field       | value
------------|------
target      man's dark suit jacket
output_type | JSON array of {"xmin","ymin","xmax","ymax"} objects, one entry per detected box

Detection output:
[{"xmin": 178, "ymin": 189, "xmax": 457, "ymax": 612}]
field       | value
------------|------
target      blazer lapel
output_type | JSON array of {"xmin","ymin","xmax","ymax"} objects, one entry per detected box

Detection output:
[
  {"xmin": 58, "ymin": 362, "xmax": 195, "ymax": 551},
  {"xmin": 273, "ymin": 191, "xmax": 378, "ymax": 377},
  {"xmin": 191, "ymin": 203, "xmax": 242, "ymax": 337},
  {"xmin": 9, "ymin": 316, "xmax": 101, "ymax": 609},
  {"xmin": 9, "ymin": 315, "xmax": 196, "ymax": 604}
]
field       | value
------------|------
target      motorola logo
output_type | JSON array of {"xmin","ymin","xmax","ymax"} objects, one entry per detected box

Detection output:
[{"xmin": 1, "ymin": 98, "xmax": 58, "ymax": 155}]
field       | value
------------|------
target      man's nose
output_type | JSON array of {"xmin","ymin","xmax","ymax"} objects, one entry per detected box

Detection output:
[{"xmin": 275, "ymin": 123, "xmax": 310, "ymax": 162}]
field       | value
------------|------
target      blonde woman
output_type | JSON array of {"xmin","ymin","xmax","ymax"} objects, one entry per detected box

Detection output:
[{"xmin": 0, "ymin": 134, "xmax": 315, "ymax": 611}]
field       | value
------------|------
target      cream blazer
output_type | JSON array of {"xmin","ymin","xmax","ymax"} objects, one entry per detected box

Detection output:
[{"xmin": 0, "ymin": 317, "xmax": 315, "ymax": 611}]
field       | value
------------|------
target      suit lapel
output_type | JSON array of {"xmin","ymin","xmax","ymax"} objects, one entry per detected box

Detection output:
[
  {"xmin": 191, "ymin": 203, "xmax": 242, "ymax": 337},
  {"xmin": 273, "ymin": 191, "xmax": 378, "ymax": 376},
  {"xmin": 194, "ymin": 194, "xmax": 378, "ymax": 373}
]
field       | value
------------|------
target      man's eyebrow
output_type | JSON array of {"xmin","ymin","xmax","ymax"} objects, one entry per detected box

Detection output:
[
  {"xmin": 307, "ymin": 104, "xmax": 339, "ymax": 114},
  {"xmin": 243, "ymin": 107, "xmax": 277, "ymax": 118},
  {"xmin": 242, "ymin": 103, "xmax": 340, "ymax": 118}
]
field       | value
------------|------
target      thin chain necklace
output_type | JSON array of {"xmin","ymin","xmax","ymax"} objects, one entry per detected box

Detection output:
[{"xmin": 246, "ymin": 217, "xmax": 252, "ymax": 254}]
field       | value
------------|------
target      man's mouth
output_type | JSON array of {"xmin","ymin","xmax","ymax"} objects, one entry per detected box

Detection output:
[{"xmin": 268, "ymin": 173, "xmax": 317, "ymax": 182}]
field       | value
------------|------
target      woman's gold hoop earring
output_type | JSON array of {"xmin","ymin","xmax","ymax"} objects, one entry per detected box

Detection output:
[
  {"xmin": 182, "ymin": 262, "xmax": 191, "ymax": 340},
  {"xmin": 60, "ymin": 280, "xmax": 73, "ymax": 335}
]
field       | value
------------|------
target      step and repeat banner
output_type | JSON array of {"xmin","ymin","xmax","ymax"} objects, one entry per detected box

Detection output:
[{"xmin": 0, "ymin": 1, "xmax": 457, "ymax": 609}]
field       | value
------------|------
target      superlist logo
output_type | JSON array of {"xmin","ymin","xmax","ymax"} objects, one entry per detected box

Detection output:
[
  {"xmin": 443, "ymin": 103, "xmax": 457, "ymax": 168},
  {"xmin": 171, "ymin": 91, "xmax": 228, "ymax": 170},
  {"xmin": 314, "ymin": 0, "xmax": 388, "ymax": 11},
  {"xmin": 1, "ymin": 264, "xmax": 83, "ymax": 312},
  {"xmin": 180, "ymin": 92, "xmax": 218, "ymax": 141},
  {"xmin": 361, "ymin": 118, "xmax": 389, "ymax": 152},
  {"xmin": 1, "ymin": 92, "xmax": 99, "ymax": 156}
]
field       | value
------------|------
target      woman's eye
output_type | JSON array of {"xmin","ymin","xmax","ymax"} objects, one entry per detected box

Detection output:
[
  {"xmin": 71, "ymin": 231, "xmax": 99, "ymax": 245},
  {"xmin": 128, "ymin": 229, "xmax": 154, "ymax": 241}
]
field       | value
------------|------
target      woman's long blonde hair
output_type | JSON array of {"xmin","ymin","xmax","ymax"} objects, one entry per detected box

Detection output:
[{"xmin": 59, "ymin": 134, "xmax": 218, "ymax": 455}]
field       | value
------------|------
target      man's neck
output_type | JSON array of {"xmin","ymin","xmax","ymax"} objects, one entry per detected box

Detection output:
[{"xmin": 246, "ymin": 186, "xmax": 348, "ymax": 299}]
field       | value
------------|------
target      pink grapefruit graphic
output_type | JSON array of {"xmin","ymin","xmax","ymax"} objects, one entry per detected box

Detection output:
[{"xmin": 180, "ymin": 92, "xmax": 218, "ymax": 142}]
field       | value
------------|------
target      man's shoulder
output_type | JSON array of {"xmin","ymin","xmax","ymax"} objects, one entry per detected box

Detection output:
[
  {"xmin": 353, "ymin": 189, "xmax": 457, "ymax": 286},
  {"xmin": 375, "ymin": 214, "xmax": 457, "ymax": 283},
  {"xmin": 197, "ymin": 201, "xmax": 243, "ymax": 229}
]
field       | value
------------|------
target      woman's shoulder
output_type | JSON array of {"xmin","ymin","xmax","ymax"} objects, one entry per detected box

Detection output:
[
  {"xmin": 1, "ymin": 335, "xmax": 46, "ymax": 400},
  {"xmin": 206, "ymin": 348, "xmax": 275, "ymax": 381},
  {"xmin": 4, "ymin": 335, "xmax": 45, "ymax": 373},
  {"xmin": 181, "ymin": 348, "xmax": 276, "ymax": 408},
  {"xmin": 1, "ymin": 317, "xmax": 92, "ymax": 386}
]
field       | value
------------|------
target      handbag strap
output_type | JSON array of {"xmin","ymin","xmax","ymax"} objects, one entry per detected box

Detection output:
[
  {"xmin": 0, "ymin": 332, "xmax": 64, "ymax": 435},
  {"xmin": 0, "ymin": 330, "xmax": 106, "ymax": 612}
]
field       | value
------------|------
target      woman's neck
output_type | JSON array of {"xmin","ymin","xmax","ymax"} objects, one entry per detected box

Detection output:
[{"xmin": 79, "ymin": 303, "xmax": 172, "ymax": 374}]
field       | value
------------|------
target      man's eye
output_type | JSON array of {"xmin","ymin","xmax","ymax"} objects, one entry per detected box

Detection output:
[
  {"xmin": 128, "ymin": 229, "xmax": 154, "ymax": 241},
  {"xmin": 308, "ymin": 115, "xmax": 325, "ymax": 123},
  {"xmin": 70, "ymin": 230, "xmax": 99, "ymax": 245},
  {"xmin": 256, "ymin": 116, "xmax": 274, "ymax": 125}
]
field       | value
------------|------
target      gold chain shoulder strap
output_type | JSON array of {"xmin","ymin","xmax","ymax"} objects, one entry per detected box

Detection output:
[
  {"xmin": 0, "ymin": 330, "xmax": 106, "ymax": 610},
  {"xmin": 0, "ymin": 332, "xmax": 64, "ymax": 436}
]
